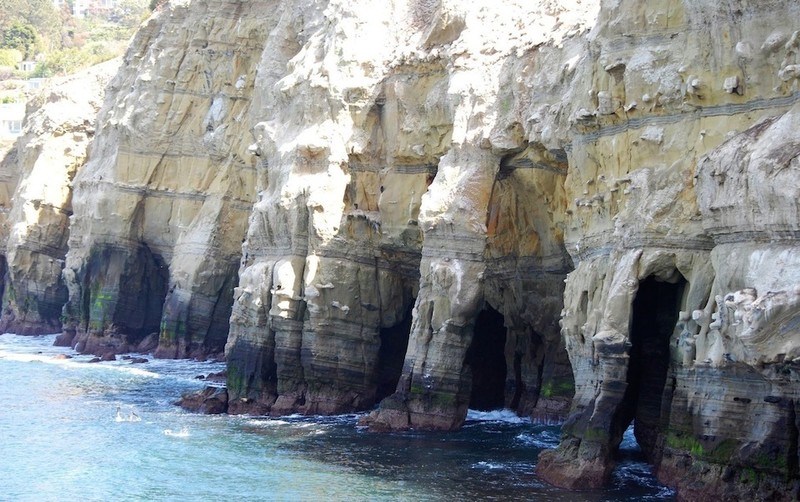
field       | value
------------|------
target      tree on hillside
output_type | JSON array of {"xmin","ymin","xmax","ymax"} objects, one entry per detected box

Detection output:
[
  {"xmin": 0, "ymin": 0, "xmax": 144, "ymax": 79},
  {"xmin": 0, "ymin": 0, "xmax": 24, "ymax": 32},
  {"xmin": 0, "ymin": 0, "xmax": 62, "ymax": 52},
  {"xmin": 112, "ymin": 0, "xmax": 150, "ymax": 27},
  {"xmin": 0, "ymin": 48, "xmax": 22, "ymax": 67},
  {"xmin": 19, "ymin": 0, "xmax": 63, "ymax": 50},
  {"xmin": 1, "ymin": 22, "xmax": 38, "ymax": 59}
]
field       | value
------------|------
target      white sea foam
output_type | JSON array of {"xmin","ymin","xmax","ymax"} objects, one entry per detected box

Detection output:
[
  {"xmin": 0, "ymin": 351, "xmax": 59, "ymax": 364},
  {"xmin": 0, "ymin": 347, "xmax": 162, "ymax": 380},
  {"xmin": 244, "ymin": 417, "xmax": 334, "ymax": 437},
  {"xmin": 514, "ymin": 429, "xmax": 560, "ymax": 449},
  {"xmin": 102, "ymin": 363, "xmax": 160, "ymax": 379},
  {"xmin": 466, "ymin": 409, "xmax": 530, "ymax": 424},
  {"xmin": 1, "ymin": 334, "xmax": 225, "ymax": 385},
  {"xmin": 263, "ymin": 413, "xmax": 362, "ymax": 426},
  {"xmin": 245, "ymin": 419, "xmax": 291, "ymax": 427},
  {"xmin": 115, "ymin": 407, "xmax": 142, "ymax": 422},
  {"xmin": 472, "ymin": 461, "xmax": 506, "ymax": 470},
  {"xmin": 164, "ymin": 427, "xmax": 191, "ymax": 437}
]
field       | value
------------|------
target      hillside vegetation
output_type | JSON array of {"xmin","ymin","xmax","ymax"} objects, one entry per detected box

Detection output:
[{"xmin": 0, "ymin": 0, "xmax": 149, "ymax": 79}]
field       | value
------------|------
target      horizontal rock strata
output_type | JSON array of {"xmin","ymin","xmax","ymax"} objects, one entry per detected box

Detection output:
[
  {"xmin": 225, "ymin": 0, "xmax": 589, "ymax": 425},
  {"xmin": 0, "ymin": 60, "xmax": 120, "ymax": 336},
  {"xmin": 0, "ymin": 0, "xmax": 798, "ymax": 498},
  {"xmin": 536, "ymin": 1, "xmax": 800, "ymax": 499},
  {"xmin": 59, "ymin": 0, "xmax": 269, "ymax": 358}
]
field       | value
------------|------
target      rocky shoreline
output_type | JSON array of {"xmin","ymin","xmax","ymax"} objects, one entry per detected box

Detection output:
[{"xmin": 1, "ymin": 0, "xmax": 799, "ymax": 498}]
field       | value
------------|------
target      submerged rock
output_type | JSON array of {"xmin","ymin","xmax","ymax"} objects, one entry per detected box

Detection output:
[{"xmin": 178, "ymin": 386, "xmax": 228, "ymax": 415}]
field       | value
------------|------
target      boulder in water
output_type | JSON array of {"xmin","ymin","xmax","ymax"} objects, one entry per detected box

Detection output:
[
  {"xmin": 53, "ymin": 331, "xmax": 76, "ymax": 347},
  {"xmin": 177, "ymin": 386, "xmax": 228, "ymax": 415},
  {"xmin": 135, "ymin": 333, "xmax": 159, "ymax": 354}
]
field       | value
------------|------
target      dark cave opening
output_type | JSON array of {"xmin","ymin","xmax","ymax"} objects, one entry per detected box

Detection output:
[
  {"xmin": 510, "ymin": 350, "xmax": 524, "ymax": 410},
  {"xmin": 0, "ymin": 255, "xmax": 6, "ymax": 311},
  {"xmin": 200, "ymin": 262, "xmax": 240, "ymax": 354},
  {"xmin": 79, "ymin": 245, "xmax": 169, "ymax": 345},
  {"xmin": 788, "ymin": 403, "xmax": 800, "ymax": 479},
  {"xmin": 376, "ymin": 303, "xmax": 414, "ymax": 402},
  {"xmin": 613, "ymin": 274, "xmax": 686, "ymax": 460},
  {"xmin": 117, "ymin": 244, "xmax": 169, "ymax": 344},
  {"xmin": 465, "ymin": 305, "xmax": 508, "ymax": 411}
]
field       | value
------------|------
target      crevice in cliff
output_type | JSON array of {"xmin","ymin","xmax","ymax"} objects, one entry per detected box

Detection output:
[
  {"xmin": 510, "ymin": 351, "xmax": 523, "ymax": 410},
  {"xmin": 0, "ymin": 256, "xmax": 7, "ymax": 317},
  {"xmin": 465, "ymin": 305, "xmax": 507, "ymax": 411},
  {"xmin": 613, "ymin": 274, "xmax": 686, "ymax": 461},
  {"xmin": 376, "ymin": 302, "xmax": 414, "ymax": 402},
  {"xmin": 507, "ymin": 328, "xmax": 548, "ymax": 414},
  {"xmin": 789, "ymin": 401, "xmax": 799, "ymax": 479},
  {"xmin": 121, "ymin": 244, "xmax": 170, "ymax": 345},
  {"xmin": 578, "ymin": 291, "xmax": 589, "ymax": 344},
  {"xmin": 203, "ymin": 262, "xmax": 240, "ymax": 355}
]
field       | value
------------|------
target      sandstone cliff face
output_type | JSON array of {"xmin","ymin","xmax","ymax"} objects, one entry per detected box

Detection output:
[
  {"xmin": 535, "ymin": 1, "xmax": 800, "ymax": 498},
  {"xmin": 59, "ymin": 1, "xmax": 267, "ymax": 358},
  {"xmin": 0, "ymin": 61, "xmax": 119, "ymax": 336},
  {"xmin": 2, "ymin": 0, "xmax": 798, "ymax": 498},
  {"xmin": 224, "ymin": 0, "xmax": 591, "ymax": 423}
]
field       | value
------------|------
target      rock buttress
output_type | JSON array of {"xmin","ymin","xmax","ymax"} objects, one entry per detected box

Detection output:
[
  {"xmin": 226, "ymin": 0, "xmax": 429, "ymax": 415},
  {"xmin": 226, "ymin": 0, "xmax": 593, "ymax": 421},
  {"xmin": 61, "ymin": 0, "xmax": 267, "ymax": 358},
  {"xmin": 0, "ymin": 61, "xmax": 118, "ymax": 336},
  {"xmin": 537, "ymin": 0, "xmax": 800, "ymax": 498}
]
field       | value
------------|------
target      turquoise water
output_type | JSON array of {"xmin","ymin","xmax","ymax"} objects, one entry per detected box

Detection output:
[{"xmin": 0, "ymin": 334, "xmax": 674, "ymax": 501}]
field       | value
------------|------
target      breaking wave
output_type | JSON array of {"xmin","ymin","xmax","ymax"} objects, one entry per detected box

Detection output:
[
  {"xmin": 466, "ymin": 409, "xmax": 531, "ymax": 424},
  {"xmin": 514, "ymin": 428, "xmax": 560, "ymax": 449}
]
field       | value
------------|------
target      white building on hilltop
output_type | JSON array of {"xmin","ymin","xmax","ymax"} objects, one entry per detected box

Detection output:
[
  {"xmin": 53, "ymin": 0, "xmax": 117, "ymax": 17},
  {"xmin": 0, "ymin": 103, "xmax": 25, "ymax": 139},
  {"xmin": 73, "ymin": 0, "xmax": 90, "ymax": 17}
]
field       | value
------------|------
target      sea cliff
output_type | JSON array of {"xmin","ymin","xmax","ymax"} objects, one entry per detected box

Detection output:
[{"xmin": 1, "ymin": 0, "xmax": 799, "ymax": 498}]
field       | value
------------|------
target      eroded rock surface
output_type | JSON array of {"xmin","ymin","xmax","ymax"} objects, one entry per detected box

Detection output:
[
  {"xmin": 536, "ymin": 1, "xmax": 800, "ymax": 498},
  {"xmin": 0, "ymin": 60, "xmax": 119, "ymax": 336},
  {"xmin": 225, "ymin": 0, "xmax": 588, "ymax": 424},
  {"xmin": 0, "ymin": 0, "xmax": 798, "ymax": 498},
  {"xmin": 60, "ymin": 1, "xmax": 266, "ymax": 358}
]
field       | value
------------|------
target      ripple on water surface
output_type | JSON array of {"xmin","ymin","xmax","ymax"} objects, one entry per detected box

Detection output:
[{"xmin": 0, "ymin": 334, "xmax": 675, "ymax": 501}]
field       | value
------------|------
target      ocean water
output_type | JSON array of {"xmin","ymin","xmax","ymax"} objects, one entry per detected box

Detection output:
[{"xmin": 0, "ymin": 334, "xmax": 675, "ymax": 501}]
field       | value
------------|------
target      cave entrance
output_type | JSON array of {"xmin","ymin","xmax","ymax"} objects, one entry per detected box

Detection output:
[
  {"xmin": 613, "ymin": 274, "xmax": 686, "ymax": 460},
  {"xmin": 376, "ymin": 303, "xmax": 414, "ymax": 402},
  {"xmin": 465, "ymin": 305, "xmax": 508, "ymax": 411},
  {"xmin": 117, "ymin": 244, "xmax": 169, "ymax": 345},
  {"xmin": 0, "ymin": 255, "xmax": 6, "ymax": 309}
]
